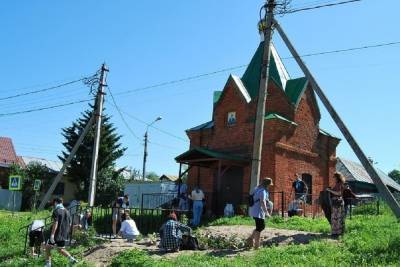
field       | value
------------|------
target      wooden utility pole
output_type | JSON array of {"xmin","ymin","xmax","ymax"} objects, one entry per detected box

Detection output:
[
  {"xmin": 274, "ymin": 19, "xmax": 400, "ymax": 218},
  {"xmin": 88, "ymin": 63, "xmax": 108, "ymax": 206},
  {"xmin": 142, "ymin": 131, "xmax": 148, "ymax": 181},
  {"xmin": 250, "ymin": 0, "xmax": 276, "ymax": 191},
  {"xmin": 38, "ymin": 114, "xmax": 95, "ymax": 210}
]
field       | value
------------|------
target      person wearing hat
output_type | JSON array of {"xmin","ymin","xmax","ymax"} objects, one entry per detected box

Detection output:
[{"xmin": 247, "ymin": 177, "xmax": 273, "ymax": 249}]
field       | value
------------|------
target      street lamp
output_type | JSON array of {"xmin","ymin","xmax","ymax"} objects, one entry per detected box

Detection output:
[{"xmin": 142, "ymin": 116, "xmax": 162, "ymax": 180}]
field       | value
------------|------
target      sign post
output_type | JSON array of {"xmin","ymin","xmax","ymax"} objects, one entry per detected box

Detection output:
[
  {"xmin": 9, "ymin": 176, "xmax": 22, "ymax": 215},
  {"xmin": 33, "ymin": 179, "xmax": 41, "ymax": 212}
]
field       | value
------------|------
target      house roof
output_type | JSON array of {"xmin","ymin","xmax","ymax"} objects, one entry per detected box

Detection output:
[
  {"xmin": 21, "ymin": 156, "xmax": 63, "ymax": 173},
  {"xmin": 285, "ymin": 77, "xmax": 309, "ymax": 106},
  {"xmin": 186, "ymin": 121, "xmax": 214, "ymax": 132},
  {"xmin": 337, "ymin": 157, "xmax": 400, "ymax": 192},
  {"xmin": 175, "ymin": 147, "xmax": 249, "ymax": 163},
  {"xmin": 0, "ymin": 137, "xmax": 19, "ymax": 166},
  {"xmin": 159, "ymin": 174, "xmax": 179, "ymax": 182}
]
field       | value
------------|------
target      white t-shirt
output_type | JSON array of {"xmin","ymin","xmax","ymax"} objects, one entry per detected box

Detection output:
[
  {"xmin": 249, "ymin": 187, "xmax": 269, "ymax": 219},
  {"xmin": 191, "ymin": 189, "xmax": 204, "ymax": 201},
  {"xmin": 30, "ymin": 220, "xmax": 45, "ymax": 232},
  {"xmin": 120, "ymin": 219, "xmax": 140, "ymax": 236}
]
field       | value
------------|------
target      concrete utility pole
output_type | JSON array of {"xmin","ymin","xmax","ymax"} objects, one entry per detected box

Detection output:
[
  {"xmin": 88, "ymin": 63, "xmax": 109, "ymax": 206},
  {"xmin": 142, "ymin": 116, "xmax": 162, "ymax": 180},
  {"xmin": 250, "ymin": 0, "xmax": 276, "ymax": 191},
  {"xmin": 274, "ymin": 19, "xmax": 400, "ymax": 218},
  {"xmin": 38, "ymin": 115, "xmax": 95, "ymax": 210}
]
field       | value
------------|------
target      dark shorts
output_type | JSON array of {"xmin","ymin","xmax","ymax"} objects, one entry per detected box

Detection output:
[
  {"xmin": 29, "ymin": 230, "xmax": 44, "ymax": 247},
  {"xmin": 47, "ymin": 239, "xmax": 66, "ymax": 248},
  {"xmin": 253, "ymin": 217, "xmax": 265, "ymax": 232}
]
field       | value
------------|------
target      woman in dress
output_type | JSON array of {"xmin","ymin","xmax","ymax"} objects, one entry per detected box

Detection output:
[{"xmin": 326, "ymin": 172, "xmax": 346, "ymax": 238}]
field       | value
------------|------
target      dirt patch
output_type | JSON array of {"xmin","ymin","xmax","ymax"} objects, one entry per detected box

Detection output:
[
  {"xmin": 199, "ymin": 226, "xmax": 324, "ymax": 247},
  {"xmin": 83, "ymin": 226, "xmax": 330, "ymax": 266}
]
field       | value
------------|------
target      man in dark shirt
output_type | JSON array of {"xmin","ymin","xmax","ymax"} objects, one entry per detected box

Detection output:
[
  {"xmin": 292, "ymin": 174, "xmax": 308, "ymax": 201},
  {"xmin": 45, "ymin": 198, "xmax": 77, "ymax": 267},
  {"xmin": 343, "ymin": 183, "xmax": 357, "ymax": 216}
]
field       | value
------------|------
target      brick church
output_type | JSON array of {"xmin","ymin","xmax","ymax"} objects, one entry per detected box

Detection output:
[{"xmin": 176, "ymin": 39, "xmax": 340, "ymax": 215}]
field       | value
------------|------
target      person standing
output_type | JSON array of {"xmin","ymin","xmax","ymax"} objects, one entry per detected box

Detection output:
[
  {"xmin": 45, "ymin": 198, "xmax": 77, "ymax": 267},
  {"xmin": 247, "ymin": 178, "xmax": 273, "ymax": 249},
  {"xmin": 177, "ymin": 179, "xmax": 189, "ymax": 211},
  {"xmin": 343, "ymin": 183, "xmax": 357, "ymax": 216},
  {"xmin": 28, "ymin": 219, "xmax": 45, "ymax": 257},
  {"xmin": 111, "ymin": 195, "xmax": 130, "ymax": 237},
  {"xmin": 291, "ymin": 173, "xmax": 308, "ymax": 201},
  {"xmin": 326, "ymin": 172, "xmax": 346, "ymax": 238},
  {"xmin": 189, "ymin": 186, "xmax": 204, "ymax": 227}
]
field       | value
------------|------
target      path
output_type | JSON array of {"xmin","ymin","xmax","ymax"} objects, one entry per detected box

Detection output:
[{"xmin": 83, "ymin": 226, "xmax": 329, "ymax": 266}]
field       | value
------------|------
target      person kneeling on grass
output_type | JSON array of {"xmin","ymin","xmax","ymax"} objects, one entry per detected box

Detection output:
[
  {"xmin": 45, "ymin": 197, "xmax": 78, "ymax": 267},
  {"xmin": 159, "ymin": 213, "xmax": 192, "ymax": 252},
  {"xmin": 247, "ymin": 177, "xmax": 273, "ymax": 249},
  {"xmin": 118, "ymin": 213, "xmax": 140, "ymax": 242}
]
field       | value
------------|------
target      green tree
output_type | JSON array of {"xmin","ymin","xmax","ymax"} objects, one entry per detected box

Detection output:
[
  {"xmin": 388, "ymin": 169, "xmax": 400, "ymax": 184},
  {"xmin": 146, "ymin": 171, "xmax": 159, "ymax": 182},
  {"xmin": 59, "ymin": 106, "xmax": 127, "ymax": 203}
]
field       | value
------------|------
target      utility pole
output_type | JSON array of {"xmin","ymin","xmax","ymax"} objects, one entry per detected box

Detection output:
[
  {"xmin": 250, "ymin": 0, "xmax": 276, "ymax": 191},
  {"xmin": 142, "ymin": 131, "xmax": 148, "ymax": 181},
  {"xmin": 273, "ymin": 19, "xmax": 400, "ymax": 218},
  {"xmin": 142, "ymin": 116, "xmax": 162, "ymax": 181},
  {"xmin": 88, "ymin": 63, "xmax": 109, "ymax": 206}
]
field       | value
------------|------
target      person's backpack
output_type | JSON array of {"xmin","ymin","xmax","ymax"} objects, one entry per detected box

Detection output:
[
  {"xmin": 248, "ymin": 189, "xmax": 261, "ymax": 207},
  {"xmin": 180, "ymin": 235, "xmax": 199, "ymax": 250}
]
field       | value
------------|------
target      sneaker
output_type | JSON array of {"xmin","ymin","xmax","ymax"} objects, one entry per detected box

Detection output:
[{"xmin": 69, "ymin": 257, "xmax": 78, "ymax": 265}]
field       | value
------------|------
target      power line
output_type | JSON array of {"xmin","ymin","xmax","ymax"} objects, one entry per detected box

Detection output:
[
  {"xmin": 0, "ymin": 77, "xmax": 88, "ymax": 101},
  {"xmin": 110, "ymin": 39, "xmax": 400, "ymax": 97},
  {"xmin": 283, "ymin": 0, "xmax": 362, "ymax": 14},
  {"xmin": 0, "ymin": 99, "xmax": 92, "ymax": 117},
  {"xmin": 107, "ymin": 87, "xmax": 142, "ymax": 141},
  {"xmin": 114, "ymin": 64, "xmax": 248, "ymax": 96},
  {"xmin": 281, "ymin": 41, "xmax": 400, "ymax": 59}
]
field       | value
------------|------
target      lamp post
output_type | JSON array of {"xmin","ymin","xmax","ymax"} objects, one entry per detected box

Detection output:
[{"xmin": 142, "ymin": 116, "xmax": 162, "ymax": 180}]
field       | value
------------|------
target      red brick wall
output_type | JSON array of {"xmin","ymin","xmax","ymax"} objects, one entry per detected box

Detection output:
[{"xmin": 184, "ymin": 78, "xmax": 339, "ymax": 215}]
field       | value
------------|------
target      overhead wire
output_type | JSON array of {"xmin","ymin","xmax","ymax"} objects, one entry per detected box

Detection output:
[
  {"xmin": 0, "ymin": 99, "xmax": 92, "ymax": 117},
  {"xmin": 281, "ymin": 0, "xmax": 362, "ymax": 14},
  {"xmin": 0, "ymin": 77, "xmax": 89, "ymax": 101}
]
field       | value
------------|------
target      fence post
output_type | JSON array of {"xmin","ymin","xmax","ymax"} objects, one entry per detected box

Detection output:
[
  {"xmin": 281, "ymin": 191, "xmax": 284, "ymax": 218},
  {"xmin": 377, "ymin": 199, "xmax": 380, "ymax": 215},
  {"xmin": 350, "ymin": 200, "xmax": 352, "ymax": 219}
]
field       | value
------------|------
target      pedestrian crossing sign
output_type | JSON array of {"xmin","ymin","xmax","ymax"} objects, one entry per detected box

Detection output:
[
  {"xmin": 34, "ymin": 179, "xmax": 41, "ymax": 191},
  {"xmin": 9, "ymin": 176, "xmax": 22, "ymax": 191}
]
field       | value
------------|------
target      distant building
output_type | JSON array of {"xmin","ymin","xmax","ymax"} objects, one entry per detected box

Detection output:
[
  {"xmin": 337, "ymin": 157, "xmax": 400, "ymax": 193},
  {"xmin": 21, "ymin": 156, "xmax": 78, "ymax": 202},
  {"xmin": 0, "ymin": 137, "xmax": 22, "ymax": 188},
  {"xmin": 159, "ymin": 174, "xmax": 179, "ymax": 183}
]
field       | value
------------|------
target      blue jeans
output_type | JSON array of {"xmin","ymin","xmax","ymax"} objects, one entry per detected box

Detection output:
[{"xmin": 192, "ymin": 200, "xmax": 203, "ymax": 226}]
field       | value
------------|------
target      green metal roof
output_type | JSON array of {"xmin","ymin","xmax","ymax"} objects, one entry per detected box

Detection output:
[
  {"xmin": 285, "ymin": 77, "xmax": 308, "ymax": 106},
  {"xmin": 319, "ymin": 128, "xmax": 340, "ymax": 139},
  {"xmin": 175, "ymin": 147, "xmax": 249, "ymax": 162},
  {"xmin": 213, "ymin": 91, "xmax": 222, "ymax": 105},
  {"xmin": 186, "ymin": 121, "xmax": 214, "ymax": 132},
  {"xmin": 265, "ymin": 112, "xmax": 297, "ymax": 125},
  {"xmin": 241, "ymin": 41, "xmax": 283, "ymax": 99}
]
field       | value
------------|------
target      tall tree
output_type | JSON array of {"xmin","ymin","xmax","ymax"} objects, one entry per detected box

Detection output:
[
  {"xmin": 389, "ymin": 169, "xmax": 400, "ymax": 184},
  {"xmin": 59, "ymin": 106, "xmax": 127, "ymax": 203}
]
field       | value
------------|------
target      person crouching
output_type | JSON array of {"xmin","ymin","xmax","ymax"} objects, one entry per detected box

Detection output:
[
  {"xmin": 118, "ymin": 212, "xmax": 140, "ymax": 242},
  {"xmin": 159, "ymin": 213, "xmax": 192, "ymax": 252}
]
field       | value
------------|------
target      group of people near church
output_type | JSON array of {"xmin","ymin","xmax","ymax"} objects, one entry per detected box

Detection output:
[{"xmin": 246, "ymin": 171, "xmax": 358, "ymax": 249}]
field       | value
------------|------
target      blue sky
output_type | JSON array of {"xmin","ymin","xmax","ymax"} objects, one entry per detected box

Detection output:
[{"xmin": 0, "ymin": 0, "xmax": 399, "ymax": 176}]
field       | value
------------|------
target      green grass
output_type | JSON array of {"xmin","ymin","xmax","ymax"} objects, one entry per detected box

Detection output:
[
  {"xmin": 111, "ymin": 206, "xmax": 400, "ymax": 266},
  {"xmin": 0, "ymin": 210, "xmax": 100, "ymax": 267}
]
